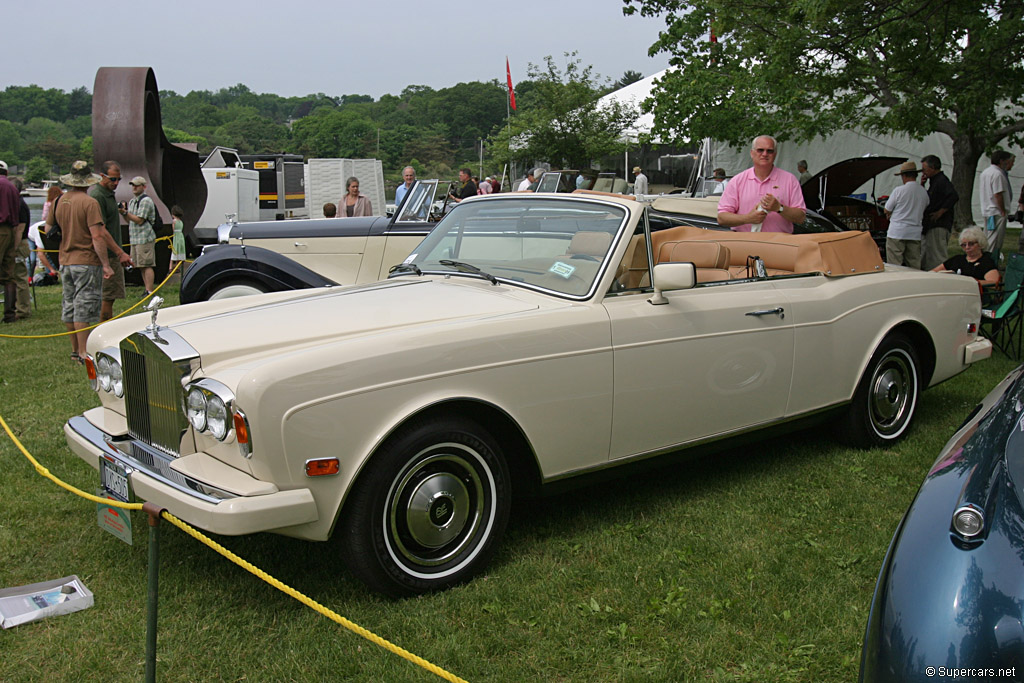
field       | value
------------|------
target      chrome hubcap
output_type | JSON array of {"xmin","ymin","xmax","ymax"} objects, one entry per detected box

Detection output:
[
  {"xmin": 405, "ymin": 473, "xmax": 469, "ymax": 548},
  {"xmin": 869, "ymin": 353, "xmax": 913, "ymax": 435},
  {"xmin": 388, "ymin": 451, "xmax": 486, "ymax": 568}
]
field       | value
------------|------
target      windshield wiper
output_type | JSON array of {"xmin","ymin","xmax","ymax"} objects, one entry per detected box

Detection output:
[
  {"xmin": 388, "ymin": 263, "xmax": 422, "ymax": 277},
  {"xmin": 439, "ymin": 259, "xmax": 498, "ymax": 285}
]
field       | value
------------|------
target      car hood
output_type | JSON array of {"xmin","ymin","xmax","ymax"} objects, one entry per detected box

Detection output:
[
  {"xmin": 802, "ymin": 156, "xmax": 905, "ymax": 208},
  {"xmin": 155, "ymin": 278, "xmax": 546, "ymax": 367}
]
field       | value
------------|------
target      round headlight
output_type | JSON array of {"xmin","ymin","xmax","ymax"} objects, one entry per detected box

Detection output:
[
  {"xmin": 97, "ymin": 356, "xmax": 112, "ymax": 392},
  {"xmin": 187, "ymin": 388, "xmax": 208, "ymax": 431},
  {"xmin": 207, "ymin": 395, "xmax": 229, "ymax": 440},
  {"xmin": 953, "ymin": 506, "xmax": 985, "ymax": 538},
  {"xmin": 109, "ymin": 362, "xmax": 124, "ymax": 398}
]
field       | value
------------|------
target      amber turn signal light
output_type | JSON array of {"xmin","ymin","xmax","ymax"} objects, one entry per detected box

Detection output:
[{"xmin": 305, "ymin": 458, "xmax": 340, "ymax": 477}]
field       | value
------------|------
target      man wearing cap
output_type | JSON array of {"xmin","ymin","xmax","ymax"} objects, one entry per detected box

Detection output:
[
  {"xmin": 718, "ymin": 135, "xmax": 806, "ymax": 233},
  {"xmin": 883, "ymin": 161, "xmax": 930, "ymax": 269},
  {"xmin": 711, "ymin": 168, "xmax": 729, "ymax": 194},
  {"xmin": 120, "ymin": 176, "xmax": 157, "ymax": 293},
  {"xmin": 0, "ymin": 160, "xmax": 23, "ymax": 323},
  {"xmin": 517, "ymin": 169, "xmax": 539, "ymax": 192},
  {"xmin": 632, "ymin": 166, "xmax": 649, "ymax": 195},
  {"xmin": 89, "ymin": 160, "xmax": 126, "ymax": 320},
  {"xmin": 47, "ymin": 161, "xmax": 132, "ymax": 360}
]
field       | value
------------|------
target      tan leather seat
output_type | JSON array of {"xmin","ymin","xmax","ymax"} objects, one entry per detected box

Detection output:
[
  {"xmin": 566, "ymin": 231, "xmax": 613, "ymax": 259},
  {"xmin": 659, "ymin": 241, "xmax": 733, "ymax": 282},
  {"xmin": 617, "ymin": 233, "xmax": 651, "ymax": 289}
]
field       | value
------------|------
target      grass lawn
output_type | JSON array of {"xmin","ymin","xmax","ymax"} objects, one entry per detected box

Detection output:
[{"xmin": 0, "ymin": 279, "xmax": 1018, "ymax": 682}]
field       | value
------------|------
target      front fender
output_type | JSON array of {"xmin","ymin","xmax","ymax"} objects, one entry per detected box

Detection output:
[
  {"xmin": 180, "ymin": 245, "xmax": 336, "ymax": 303},
  {"xmin": 860, "ymin": 378, "xmax": 1024, "ymax": 682}
]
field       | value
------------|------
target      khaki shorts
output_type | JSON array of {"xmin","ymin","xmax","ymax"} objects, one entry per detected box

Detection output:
[
  {"xmin": 60, "ymin": 264, "xmax": 103, "ymax": 324},
  {"xmin": 131, "ymin": 241, "xmax": 156, "ymax": 268},
  {"xmin": 102, "ymin": 257, "xmax": 125, "ymax": 301}
]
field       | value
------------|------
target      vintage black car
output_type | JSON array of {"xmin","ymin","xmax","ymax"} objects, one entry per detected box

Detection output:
[
  {"xmin": 179, "ymin": 180, "xmax": 440, "ymax": 303},
  {"xmin": 860, "ymin": 364, "xmax": 1024, "ymax": 681}
]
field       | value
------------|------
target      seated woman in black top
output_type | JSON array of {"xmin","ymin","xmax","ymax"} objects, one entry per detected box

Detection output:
[{"xmin": 931, "ymin": 226, "xmax": 1000, "ymax": 285}]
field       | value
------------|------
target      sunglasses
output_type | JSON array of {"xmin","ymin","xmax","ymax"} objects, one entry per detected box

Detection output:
[
  {"xmin": 754, "ymin": 148, "xmax": 776, "ymax": 155},
  {"xmin": 960, "ymin": 241, "xmax": 978, "ymax": 247},
  {"xmin": 103, "ymin": 174, "xmax": 122, "ymax": 182}
]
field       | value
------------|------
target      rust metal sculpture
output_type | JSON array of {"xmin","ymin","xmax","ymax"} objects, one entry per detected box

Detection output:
[{"xmin": 92, "ymin": 67, "xmax": 207, "ymax": 252}]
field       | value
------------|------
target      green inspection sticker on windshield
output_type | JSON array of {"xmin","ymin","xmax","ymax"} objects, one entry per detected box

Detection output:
[{"xmin": 549, "ymin": 261, "xmax": 576, "ymax": 279}]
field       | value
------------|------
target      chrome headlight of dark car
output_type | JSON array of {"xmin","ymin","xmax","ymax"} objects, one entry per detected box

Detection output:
[
  {"xmin": 952, "ymin": 504, "xmax": 985, "ymax": 538},
  {"xmin": 93, "ymin": 347, "xmax": 124, "ymax": 398}
]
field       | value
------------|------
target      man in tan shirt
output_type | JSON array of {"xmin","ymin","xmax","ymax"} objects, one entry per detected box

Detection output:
[{"xmin": 47, "ymin": 160, "xmax": 132, "ymax": 361}]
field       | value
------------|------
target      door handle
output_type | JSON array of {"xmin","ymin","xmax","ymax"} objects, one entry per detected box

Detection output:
[
  {"xmin": 293, "ymin": 242, "xmax": 307, "ymax": 247},
  {"xmin": 746, "ymin": 307, "xmax": 785, "ymax": 319}
]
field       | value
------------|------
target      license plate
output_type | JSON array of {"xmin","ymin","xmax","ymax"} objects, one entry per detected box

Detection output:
[{"xmin": 100, "ymin": 458, "xmax": 133, "ymax": 503}]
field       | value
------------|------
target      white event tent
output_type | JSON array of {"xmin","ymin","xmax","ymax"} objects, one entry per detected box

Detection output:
[{"xmin": 598, "ymin": 71, "xmax": 1023, "ymax": 223}]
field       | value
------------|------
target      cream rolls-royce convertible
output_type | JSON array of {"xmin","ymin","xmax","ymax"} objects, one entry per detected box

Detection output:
[{"xmin": 65, "ymin": 192, "xmax": 992, "ymax": 596}]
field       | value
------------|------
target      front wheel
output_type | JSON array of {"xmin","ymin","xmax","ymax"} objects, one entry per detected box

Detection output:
[
  {"xmin": 843, "ymin": 333, "xmax": 921, "ymax": 448},
  {"xmin": 207, "ymin": 279, "xmax": 268, "ymax": 301},
  {"xmin": 340, "ymin": 417, "xmax": 511, "ymax": 597}
]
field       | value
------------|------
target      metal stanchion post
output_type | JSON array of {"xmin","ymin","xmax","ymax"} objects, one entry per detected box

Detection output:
[{"xmin": 142, "ymin": 503, "xmax": 164, "ymax": 683}]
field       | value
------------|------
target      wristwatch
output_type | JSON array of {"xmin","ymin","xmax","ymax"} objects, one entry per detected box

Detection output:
[{"xmin": 777, "ymin": 204, "xmax": 784, "ymax": 213}]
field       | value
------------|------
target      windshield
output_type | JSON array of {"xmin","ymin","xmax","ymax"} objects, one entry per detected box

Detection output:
[
  {"xmin": 396, "ymin": 179, "xmax": 438, "ymax": 222},
  {"xmin": 401, "ymin": 197, "xmax": 627, "ymax": 298}
]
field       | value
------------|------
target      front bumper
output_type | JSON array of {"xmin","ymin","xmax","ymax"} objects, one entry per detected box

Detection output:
[{"xmin": 65, "ymin": 408, "xmax": 318, "ymax": 536}]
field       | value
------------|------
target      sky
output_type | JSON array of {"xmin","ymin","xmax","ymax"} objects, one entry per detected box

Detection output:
[{"xmin": 6, "ymin": 1, "xmax": 673, "ymax": 99}]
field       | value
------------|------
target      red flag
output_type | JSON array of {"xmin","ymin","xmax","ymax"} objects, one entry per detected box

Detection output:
[{"xmin": 506, "ymin": 57, "xmax": 517, "ymax": 111}]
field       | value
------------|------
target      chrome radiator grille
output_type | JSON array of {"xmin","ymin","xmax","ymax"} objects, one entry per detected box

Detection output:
[{"xmin": 120, "ymin": 329, "xmax": 198, "ymax": 456}]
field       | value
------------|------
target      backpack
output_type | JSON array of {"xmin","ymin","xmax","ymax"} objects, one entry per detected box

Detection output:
[{"xmin": 134, "ymin": 193, "xmax": 163, "ymax": 232}]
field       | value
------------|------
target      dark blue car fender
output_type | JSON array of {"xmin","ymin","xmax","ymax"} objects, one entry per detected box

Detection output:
[
  {"xmin": 860, "ymin": 375, "xmax": 1024, "ymax": 682},
  {"xmin": 179, "ymin": 245, "xmax": 336, "ymax": 304}
]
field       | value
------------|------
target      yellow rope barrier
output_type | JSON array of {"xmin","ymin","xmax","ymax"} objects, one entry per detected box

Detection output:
[
  {"xmin": 0, "ymin": 414, "xmax": 468, "ymax": 683},
  {"xmin": 35, "ymin": 234, "xmax": 174, "ymax": 254},
  {"xmin": 0, "ymin": 261, "xmax": 181, "ymax": 339}
]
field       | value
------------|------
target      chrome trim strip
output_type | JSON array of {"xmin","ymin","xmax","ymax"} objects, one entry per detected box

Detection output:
[{"xmin": 68, "ymin": 415, "xmax": 236, "ymax": 504}]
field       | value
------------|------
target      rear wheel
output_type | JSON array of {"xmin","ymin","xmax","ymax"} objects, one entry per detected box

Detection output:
[
  {"xmin": 207, "ymin": 279, "xmax": 268, "ymax": 301},
  {"xmin": 844, "ymin": 333, "xmax": 920, "ymax": 447},
  {"xmin": 340, "ymin": 417, "xmax": 511, "ymax": 597}
]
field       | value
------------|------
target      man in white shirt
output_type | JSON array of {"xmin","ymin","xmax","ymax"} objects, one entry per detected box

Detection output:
[
  {"xmin": 632, "ymin": 166, "xmax": 649, "ymax": 195},
  {"xmin": 980, "ymin": 150, "xmax": 1015, "ymax": 260},
  {"xmin": 517, "ymin": 168, "xmax": 542, "ymax": 192},
  {"xmin": 884, "ymin": 161, "xmax": 930, "ymax": 269}
]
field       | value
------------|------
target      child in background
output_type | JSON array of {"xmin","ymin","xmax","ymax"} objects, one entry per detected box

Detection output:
[{"xmin": 170, "ymin": 205, "xmax": 186, "ymax": 272}]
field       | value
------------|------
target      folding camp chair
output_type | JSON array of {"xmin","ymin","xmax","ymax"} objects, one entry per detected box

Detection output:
[{"xmin": 981, "ymin": 252, "xmax": 1024, "ymax": 360}]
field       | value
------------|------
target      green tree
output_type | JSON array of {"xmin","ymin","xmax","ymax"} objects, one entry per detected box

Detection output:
[
  {"xmin": 21, "ymin": 117, "xmax": 76, "ymax": 168},
  {"xmin": 25, "ymin": 156, "xmax": 52, "ymax": 184},
  {"xmin": 487, "ymin": 53, "xmax": 638, "ymax": 170},
  {"xmin": 0, "ymin": 85, "xmax": 69, "ymax": 123},
  {"xmin": 163, "ymin": 127, "xmax": 209, "ymax": 148},
  {"xmin": 611, "ymin": 70, "xmax": 644, "ymax": 92},
  {"xmin": 623, "ymin": 0, "xmax": 1024, "ymax": 226},
  {"xmin": 67, "ymin": 86, "xmax": 92, "ymax": 119},
  {"xmin": 212, "ymin": 114, "xmax": 290, "ymax": 154},
  {"xmin": 0, "ymin": 120, "xmax": 24, "ymax": 164}
]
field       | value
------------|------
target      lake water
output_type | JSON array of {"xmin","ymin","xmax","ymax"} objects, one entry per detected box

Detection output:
[{"xmin": 24, "ymin": 196, "xmax": 45, "ymax": 225}]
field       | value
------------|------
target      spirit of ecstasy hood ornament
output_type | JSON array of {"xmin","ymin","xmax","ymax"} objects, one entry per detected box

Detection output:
[{"xmin": 146, "ymin": 296, "xmax": 164, "ymax": 332}]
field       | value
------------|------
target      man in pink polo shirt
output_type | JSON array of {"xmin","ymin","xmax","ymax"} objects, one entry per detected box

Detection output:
[{"xmin": 717, "ymin": 135, "xmax": 806, "ymax": 233}]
